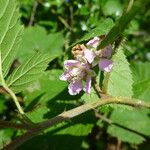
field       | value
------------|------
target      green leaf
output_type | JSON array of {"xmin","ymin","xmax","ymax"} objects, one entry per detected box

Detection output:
[
  {"xmin": 26, "ymin": 105, "xmax": 49, "ymax": 122},
  {"xmin": 108, "ymin": 125, "xmax": 145, "ymax": 144},
  {"xmin": 107, "ymin": 109, "xmax": 150, "ymax": 144},
  {"xmin": 104, "ymin": 47, "xmax": 144, "ymax": 143},
  {"xmin": 17, "ymin": 26, "xmax": 64, "ymax": 62},
  {"xmin": 6, "ymin": 53, "xmax": 56, "ymax": 93},
  {"xmin": 102, "ymin": 0, "xmax": 123, "ymax": 17},
  {"xmin": 0, "ymin": 0, "xmax": 23, "ymax": 78},
  {"xmin": 0, "ymin": 129, "xmax": 14, "ymax": 149},
  {"xmin": 104, "ymin": 48, "xmax": 150, "ymax": 144},
  {"xmin": 103, "ymin": 47, "xmax": 133, "ymax": 97},
  {"xmin": 131, "ymin": 62, "xmax": 150, "ymax": 115},
  {"xmin": 24, "ymin": 69, "xmax": 70, "ymax": 120},
  {"xmin": 0, "ymin": 95, "xmax": 7, "ymax": 114},
  {"xmin": 24, "ymin": 70, "xmax": 67, "ymax": 108},
  {"xmin": 73, "ymin": 18, "xmax": 114, "ymax": 46},
  {"xmin": 81, "ymin": 87, "xmax": 99, "ymax": 103},
  {"xmin": 21, "ymin": 70, "xmax": 95, "ymax": 150},
  {"xmin": 131, "ymin": 62, "xmax": 150, "ymax": 98}
]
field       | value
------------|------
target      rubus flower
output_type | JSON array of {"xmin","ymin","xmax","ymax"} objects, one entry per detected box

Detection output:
[
  {"xmin": 84, "ymin": 37, "xmax": 113, "ymax": 72},
  {"xmin": 60, "ymin": 60, "xmax": 95, "ymax": 95},
  {"xmin": 99, "ymin": 59, "xmax": 113, "ymax": 72},
  {"xmin": 86, "ymin": 36, "xmax": 101, "ymax": 49},
  {"xmin": 60, "ymin": 36, "xmax": 113, "ymax": 95}
]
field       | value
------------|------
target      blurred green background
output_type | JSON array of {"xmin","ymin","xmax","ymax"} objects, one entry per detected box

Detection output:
[{"xmin": 19, "ymin": 0, "xmax": 150, "ymax": 63}]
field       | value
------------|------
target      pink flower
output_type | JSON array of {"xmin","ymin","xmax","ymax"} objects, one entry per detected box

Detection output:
[
  {"xmin": 60, "ymin": 60, "xmax": 94, "ymax": 95},
  {"xmin": 98, "ymin": 44, "xmax": 113, "ymax": 72},
  {"xmin": 84, "ymin": 49, "xmax": 96, "ymax": 64},
  {"xmin": 86, "ymin": 36, "xmax": 101, "ymax": 49},
  {"xmin": 60, "ymin": 37, "xmax": 114, "ymax": 95},
  {"xmin": 101, "ymin": 44, "xmax": 112, "ymax": 58},
  {"xmin": 99, "ymin": 59, "xmax": 113, "ymax": 72},
  {"xmin": 83, "ymin": 37, "xmax": 100, "ymax": 64},
  {"xmin": 83, "ymin": 37, "xmax": 113, "ymax": 72}
]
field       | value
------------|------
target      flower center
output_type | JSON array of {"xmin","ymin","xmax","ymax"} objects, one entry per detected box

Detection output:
[{"xmin": 69, "ymin": 66, "xmax": 86, "ymax": 81}]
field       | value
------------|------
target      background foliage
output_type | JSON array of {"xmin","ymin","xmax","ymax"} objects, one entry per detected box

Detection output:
[{"xmin": 0, "ymin": 0, "xmax": 150, "ymax": 149}]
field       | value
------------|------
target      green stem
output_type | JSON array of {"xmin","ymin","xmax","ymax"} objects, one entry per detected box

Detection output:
[
  {"xmin": 3, "ymin": 83, "xmax": 24, "ymax": 114},
  {"xmin": 127, "ymin": 0, "xmax": 134, "ymax": 12},
  {"xmin": 0, "ymin": 51, "xmax": 24, "ymax": 114}
]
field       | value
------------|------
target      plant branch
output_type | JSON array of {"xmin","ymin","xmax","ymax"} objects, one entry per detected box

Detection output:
[
  {"xmin": 3, "ymin": 96, "xmax": 150, "ymax": 150},
  {"xmin": 0, "ymin": 120, "xmax": 29, "ymax": 130},
  {"xmin": 51, "ymin": 9, "xmax": 72, "ymax": 31},
  {"xmin": 92, "ymin": 77, "xmax": 111, "ymax": 99},
  {"xmin": 28, "ymin": 1, "xmax": 38, "ymax": 26},
  {"xmin": 95, "ymin": 111, "xmax": 112, "ymax": 124},
  {"xmin": 127, "ymin": 0, "xmax": 134, "ymax": 12}
]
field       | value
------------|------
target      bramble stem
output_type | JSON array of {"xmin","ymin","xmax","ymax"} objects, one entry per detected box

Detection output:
[
  {"xmin": 3, "ymin": 96, "xmax": 150, "ymax": 150},
  {"xmin": 0, "ymin": 120, "xmax": 28, "ymax": 130}
]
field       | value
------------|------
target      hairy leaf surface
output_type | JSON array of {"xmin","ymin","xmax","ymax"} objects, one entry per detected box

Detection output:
[
  {"xmin": 103, "ymin": 47, "xmax": 133, "ymax": 97},
  {"xmin": 132, "ymin": 62, "xmax": 150, "ymax": 98},
  {"xmin": 17, "ymin": 26, "xmax": 64, "ymax": 62},
  {"xmin": 6, "ymin": 53, "xmax": 56, "ymax": 93},
  {"xmin": 108, "ymin": 108, "xmax": 150, "ymax": 144}
]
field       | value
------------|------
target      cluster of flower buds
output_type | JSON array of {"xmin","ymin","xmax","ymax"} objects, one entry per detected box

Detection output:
[{"xmin": 60, "ymin": 37, "xmax": 113, "ymax": 95}]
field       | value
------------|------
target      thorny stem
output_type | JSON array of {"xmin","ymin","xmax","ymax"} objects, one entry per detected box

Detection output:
[
  {"xmin": 3, "ymin": 96, "xmax": 150, "ymax": 150},
  {"xmin": 0, "ymin": 120, "xmax": 28, "ymax": 130}
]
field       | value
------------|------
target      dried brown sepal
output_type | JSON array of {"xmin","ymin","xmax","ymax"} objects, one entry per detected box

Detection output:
[{"xmin": 71, "ymin": 44, "xmax": 86, "ymax": 57}]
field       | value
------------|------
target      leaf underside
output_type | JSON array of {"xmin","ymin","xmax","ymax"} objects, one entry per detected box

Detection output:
[
  {"xmin": 6, "ymin": 53, "xmax": 56, "ymax": 93},
  {"xmin": 0, "ymin": 0, "xmax": 57, "ymax": 93},
  {"xmin": 0, "ymin": 0, "xmax": 23, "ymax": 78}
]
